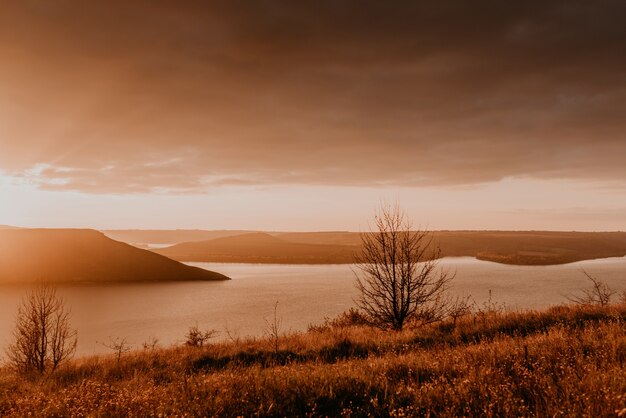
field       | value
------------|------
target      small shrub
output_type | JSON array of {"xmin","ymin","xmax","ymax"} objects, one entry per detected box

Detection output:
[
  {"xmin": 99, "ymin": 337, "xmax": 131, "ymax": 362},
  {"xmin": 142, "ymin": 336, "xmax": 159, "ymax": 351},
  {"xmin": 185, "ymin": 324, "xmax": 217, "ymax": 347},
  {"xmin": 313, "ymin": 308, "xmax": 372, "ymax": 331},
  {"xmin": 447, "ymin": 294, "xmax": 473, "ymax": 325}
]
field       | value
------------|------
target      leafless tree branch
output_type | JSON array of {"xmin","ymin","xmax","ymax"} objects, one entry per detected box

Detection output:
[
  {"xmin": 567, "ymin": 270, "xmax": 615, "ymax": 307},
  {"xmin": 6, "ymin": 283, "xmax": 77, "ymax": 374},
  {"xmin": 354, "ymin": 203, "xmax": 454, "ymax": 330}
]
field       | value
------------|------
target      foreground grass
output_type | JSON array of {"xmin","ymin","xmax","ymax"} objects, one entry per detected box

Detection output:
[{"xmin": 1, "ymin": 304, "xmax": 626, "ymax": 417}]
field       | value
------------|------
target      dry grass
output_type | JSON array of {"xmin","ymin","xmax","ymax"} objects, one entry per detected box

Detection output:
[{"xmin": 1, "ymin": 304, "xmax": 626, "ymax": 417}]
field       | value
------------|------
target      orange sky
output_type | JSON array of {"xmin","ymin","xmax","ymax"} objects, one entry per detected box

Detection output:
[{"xmin": 1, "ymin": 1, "xmax": 625, "ymax": 231}]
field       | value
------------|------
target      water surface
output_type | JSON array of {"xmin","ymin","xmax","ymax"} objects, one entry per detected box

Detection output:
[{"xmin": 0, "ymin": 257, "xmax": 624, "ymax": 357}]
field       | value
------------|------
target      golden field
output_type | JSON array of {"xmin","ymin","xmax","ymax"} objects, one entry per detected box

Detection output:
[{"xmin": 1, "ymin": 304, "xmax": 626, "ymax": 417}]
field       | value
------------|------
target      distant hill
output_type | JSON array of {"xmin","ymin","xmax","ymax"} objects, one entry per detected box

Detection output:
[
  {"xmin": 154, "ymin": 230, "xmax": 626, "ymax": 265},
  {"xmin": 278, "ymin": 231, "xmax": 626, "ymax": 265},
  {"xmin": 0, "ymin": 229, "xmax": 229, "ymax": 283},
  {"xmin": 435, "ymin": 231, "xmax": 626, "ymax": 265},
  {"xmin": 102, "ymin": 229, "xmax": 255, "ymax": 245},
  {"xmin": 154, "ymin": 232, "xmax": 357, "ymax": 264},
  {"xmin": 0, "ymin": 225, "xmax": 22, "ymax": 229},
  {"xmin": 275, "ymin": 231, "xmax": 361, "ymax": 246}
]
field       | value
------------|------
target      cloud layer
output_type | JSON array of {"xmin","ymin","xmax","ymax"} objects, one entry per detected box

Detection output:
[{"xmin": 1, "ymin": 0, "xmax": 625, "ymax": 193}]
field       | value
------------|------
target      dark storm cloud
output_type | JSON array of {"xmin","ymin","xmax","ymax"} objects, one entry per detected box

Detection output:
[{"xmin": 0, "ymin": 0, "xmax": 625, "ymax": 193}]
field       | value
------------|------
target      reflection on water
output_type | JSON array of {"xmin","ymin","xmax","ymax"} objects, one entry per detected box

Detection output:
[{"xmin": 0, "ymin": 257, "xmax": 625, "ymax": 357}]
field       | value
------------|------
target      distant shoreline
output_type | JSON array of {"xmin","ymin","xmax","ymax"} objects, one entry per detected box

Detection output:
[
  {"xmin": 102, "ymin": 230, "xmax": 626, "ymax": 268},
  {"xmin": 183, "ymin": 254, "xmax": 626, "ymax": 267}
]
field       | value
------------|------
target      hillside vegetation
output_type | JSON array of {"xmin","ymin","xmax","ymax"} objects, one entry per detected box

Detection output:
[
  {"xmin": 1, "ymin": 304, "xmax": 626, "ymax": 416},
  {"xmin": 0, "ymin": 229, "xmax": 229, "ymax": 283},
  {"xmin": 152, "ymin": 230, "xmax": 626, "ymax": 265}
]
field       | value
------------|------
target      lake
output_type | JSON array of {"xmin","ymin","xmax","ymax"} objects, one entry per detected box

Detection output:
[{"xmin": 1, "ymin": 257, "xmax": 625, "ymax": 357}]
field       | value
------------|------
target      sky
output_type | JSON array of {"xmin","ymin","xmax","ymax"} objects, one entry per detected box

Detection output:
[{"xmin": 1, "ymin": 0, "xmax": 625, "ymax": 231}]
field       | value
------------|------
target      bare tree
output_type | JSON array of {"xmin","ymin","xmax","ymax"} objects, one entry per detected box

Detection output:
[
  {"xmin": 99, "ymin": 337, "xmax": 132, "ymax": 362},
  {"xmin": 6, "ymin": 283, "xmax": 77, "ymax": 374},
  {"xmin": 447, "ymin": 294, "xmax": 473, "ymax": 325},
  {"xmin": 567, "ymin": 271, "xmax": 615, "ymax": 307},
  {"xmin": 354, "ymin": 204, "xmax": 453, "ymax": 330}
]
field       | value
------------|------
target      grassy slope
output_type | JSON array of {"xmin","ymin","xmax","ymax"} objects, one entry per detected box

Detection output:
[
  {"xmin": 0, "ymin": 229, "xmax": 229, "ymax": 283},
  {"xmin": 1, "ymin": 304, "xmax": 625, "ymax": 416}
]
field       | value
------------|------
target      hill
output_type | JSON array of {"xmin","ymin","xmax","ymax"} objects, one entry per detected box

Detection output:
[
  {"xmin": 0, "ymin": 225, "xmax": 22, "ymax": 229},
  {"xmin": 275, "ymin": 231, "xmax": 361, "ymax": 246},
  {"xmin": 0, "ymin": 229, "xmax": 229, "ymax": 283},
  {"xmin": 102, "ymin": 229, "xmax": 255, "ymax": 245},
  {"xmin": 154, "ymin": 230, "xmax": 626, "ymax": 265},
  {"xmin": 154, "ymin": 232, "xmax": 357, "ymax": 264},
  {"xmin": 435, "ymin": 230, "xmax": 626, "ymax": 264},
  {"xmin": 277, "ymin": 230, "xmax": 626, "ymax": 265}
]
